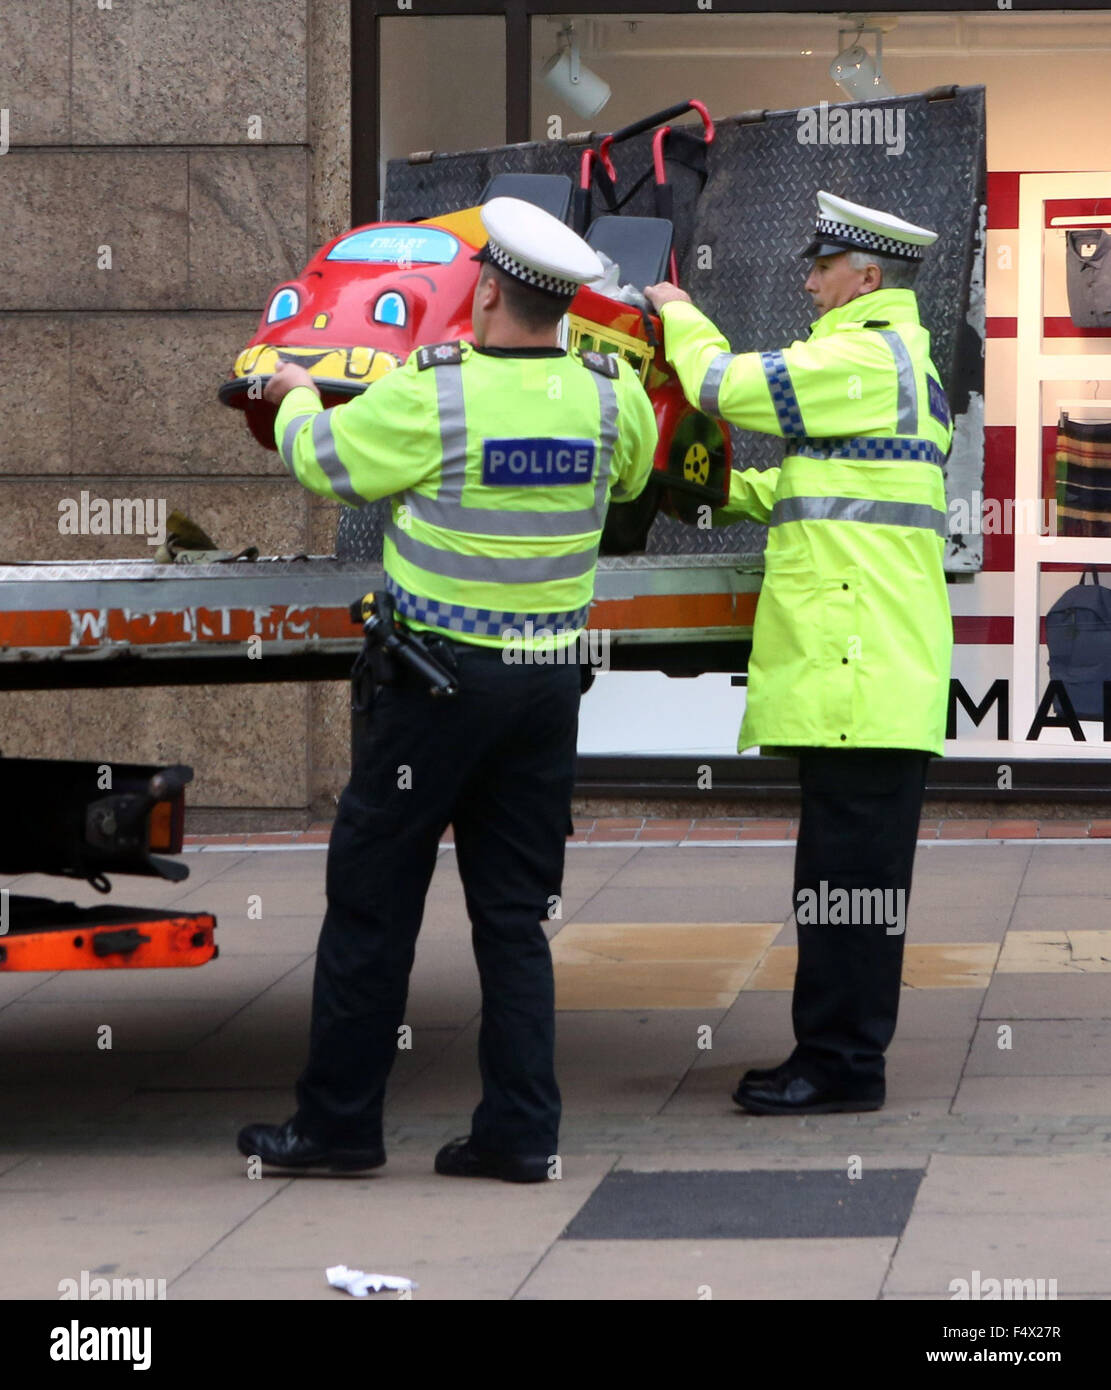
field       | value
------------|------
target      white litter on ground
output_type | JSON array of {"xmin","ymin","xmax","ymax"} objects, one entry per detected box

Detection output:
[{"xmin": 326, "ymin": 1265, "xmax": 417, "ymax": 1296}]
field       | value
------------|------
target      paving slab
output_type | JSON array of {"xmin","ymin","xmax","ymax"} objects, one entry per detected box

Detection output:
[
  {"xmin": 24, "ymin": 952, "xmax": 308, "ymax": 1004},
  {"xmin": 603, "ymin": 846, "xmax": 794, "ymax": 890},
  {"xmin": 0, "ymin": 972, "xmax": 56, "ymax": 1007},
  {"xmin": 393, "ymin": 1009, "xmax": 718, "ymax": 1119},
  {"xmin": 982, "ymin": 972, "xmax": 1111, "ymax": 1020},
  {"xmin": 170, "ymin": 881, "xmax": 328, "ymax": 918},
  {"xmin": 909, "ymin": 1153, "xmax": 1111, "ymax": 1216},
  {"xmin": 885, "ymin": 1212, "xmax": 1111, "ymax": 1297},
  {"xmin": 518, "ymin": 1236, "xmax": 896, "ymax": 1300},
  {"xmin": 1010, "ymin": 896, "xmax": 1111, "ymax": 934},
  {"xmin": 0, "ymin": 992, "xmax": 254, "ymax": 1054},
  {"xmin": 965, "ymin": 1019, "xmax": 1111, "ymax": 1075},
  {"xmin": 883, "ymin": 1037, "xmax": 973, "ymax": 1101},
  {"xmin": 997, "ymin": 930, "xmax": 1111, "ymax": 974},
  {"xmin": 893, "ymin": 987, "xmax": 986, "ymax": 1038},
  {"xmin": 0, "ymin": 1178, "xmax": 279, "ymax": 1300},
  {"xmin": 191, "ymin": 915, "xmax": 322, "ymax": 957},
  {"xmin": 954, "ymin": 1074, "xmax": 1111, "ymax": 1116},
  {"xmin": 553, "ymin": 921, "xmax": 779, "ymax": 1010},
  {"xmin": 1021, "ymin": 846, "xmax": 1111, "ymax": 898},
  {"xmin": 574, "ymin": 884, "xmax": 784, "ymax": 925}
]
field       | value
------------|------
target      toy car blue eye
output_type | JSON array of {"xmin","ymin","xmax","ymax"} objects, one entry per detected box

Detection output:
[
  {"xmin": 266, "ymin": 287, "xmax": 300, "ymax": 324},
  {"xmin": 373, "ymin": 292, "xmax": 407, "ymax": 327}
]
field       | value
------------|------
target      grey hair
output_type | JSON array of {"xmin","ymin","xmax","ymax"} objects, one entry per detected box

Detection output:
[{"xmin": 846, "ymin": 248, "xmax": 920, "ymax": 290}]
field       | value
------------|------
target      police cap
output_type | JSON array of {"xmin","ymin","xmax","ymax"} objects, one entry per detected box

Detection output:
[
  {"xmin": 801, "ymin": 190, "xmax": 939, "ymax": 263},
  {"xmin": 474, "ymin": 196, "xmax": 604, "ymax": 297}
]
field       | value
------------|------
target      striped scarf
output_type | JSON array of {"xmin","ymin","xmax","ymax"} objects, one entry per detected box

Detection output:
[{"xmin": 1056, "ymin": 415, "xmax": 1111, "ymax": 536}]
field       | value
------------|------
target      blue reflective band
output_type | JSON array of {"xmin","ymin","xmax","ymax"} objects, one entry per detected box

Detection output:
[
  {"xmin": 760, "ymin": 351, "xmax": 806, "ymax": 436},
  {"xmin": 792, "ymin": 435, "xmax": 946, "ymax": 465},
  {"xmin": 482, "ymin": 438, "xmax": 596, "ymax": 486}
]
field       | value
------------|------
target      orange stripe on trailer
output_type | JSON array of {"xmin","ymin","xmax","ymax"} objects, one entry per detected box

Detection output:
[
  {"xmin": 0, "ymin": 915, "xmax": 217, "ymax": 971},
  {"xmin": 589, "ymin": 592, "xmax": 757, "ymax": 631},
  {"xmin": 0, "ymin": 607, "xmax": 361, "ymax": 649}
]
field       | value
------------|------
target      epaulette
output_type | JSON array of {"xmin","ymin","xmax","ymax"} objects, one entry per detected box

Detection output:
[
  {"xmin": 415, "ymin": 341, "xmax": 465, "ymax": 370},
  {"xmin": 578, "ymin": 348, "xmax": 620, "ymax": 379}
]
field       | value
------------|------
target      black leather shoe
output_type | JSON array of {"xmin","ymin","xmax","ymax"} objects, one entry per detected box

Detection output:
[
  {"xmin": 434, "ymin": 1135, "xmax": 551, "ymax": 1184},
  {"xmin": 737, "ymin": 1059, "xmax": 793, "ymax": 1089},
  {"xmin": 237, "ymin": 1119, "xmax": 386, "ymax": 1173},
  {"xmin": 733, "ymin": 1073, "xmax": 884, "ymax": 1115}
]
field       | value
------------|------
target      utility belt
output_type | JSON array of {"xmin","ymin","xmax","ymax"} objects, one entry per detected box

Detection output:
[
  {"xmin": 349, "ymin": 591, "xmax": 462, "ymax": 711},
  {"xmin": 349, "ymin": 591, "xmax": 595, "ymax": 709}
]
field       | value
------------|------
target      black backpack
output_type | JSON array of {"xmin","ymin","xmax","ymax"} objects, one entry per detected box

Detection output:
[{"xmin": 1046, "ymin": 570, "xmax": 1111, "ymax": 720}]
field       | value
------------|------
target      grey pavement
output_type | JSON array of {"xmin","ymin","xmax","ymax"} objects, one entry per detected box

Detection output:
[{"xmin": 2, "ymin": 840, "xmax": 1110, "ymax": 1300}]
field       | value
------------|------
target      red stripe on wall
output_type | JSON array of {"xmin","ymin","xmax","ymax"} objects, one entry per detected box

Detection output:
[
  {"xmin": 987, "ymin": 172, "xmax": 1021, "ymax": 230},
  {"xmin": 1045, "ymin": 197, "xmax": 1111, "ymax": 229},
  {"xmin": 982, "ymin": 426, "xmax": 1015, "ymax": 572},
  {"xmin": 986, "ymin": 317, "xmax": 1111, "ymax": 339},
  {"xmin": 1044, "ymin": 317, "xmax": 1111, "ymax": 339},
  {"xmin": 953, "ymin": 616, "xmax": 1013, "ymax": 644}
]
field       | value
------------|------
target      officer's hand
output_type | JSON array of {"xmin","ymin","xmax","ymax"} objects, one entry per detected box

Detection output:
[
  {"xmin": 644, "ymin": 282, "xmax": 692, "ymax": 311},
  {"xmin": 263, "ymin": 361, "xmax": 320, "ymax": 405}
]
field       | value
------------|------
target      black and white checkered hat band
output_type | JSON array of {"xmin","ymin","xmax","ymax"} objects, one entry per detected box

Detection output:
[
  {"xmin": 487, "ymin": 239, "xmax": 579, "ymax": 295},
  {"xmin": 815, "ymin": 217, "xmax": 925, "ymax": 261}
]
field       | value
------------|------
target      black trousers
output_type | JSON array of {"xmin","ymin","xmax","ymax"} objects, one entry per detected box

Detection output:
[
  {"xmin": 294, "ymin": 645, "xmax": 581, "ymax": 1157},
  {"xmin": 789, "ymin": 748, "xmax": 930, "ymax": 1093}
]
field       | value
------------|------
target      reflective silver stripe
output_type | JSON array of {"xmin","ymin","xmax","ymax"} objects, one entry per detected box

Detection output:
[
  {"xmin": 311, "ymin": 410, "xmax": 362, "ymax": 505},
  {"xmin": 875, "ymin": 329, "xmax": 918, "ymax": 435},
  {"xmin": 388, "ymin": 524, "xmax": 600, "ymax": 582},
  {"xmin": 433, "ymin": 360, "xmax": 468, "ymax": 504},
  {"xmin": 698, "ymin": 351, "xmax": 737, "ymax": 416},
  {"xmin": 403, "ymin": 360, "xmax": 615, "ymax": 536},
  {"xmin": 770, "ymin": 495, "xmax": 947, "ymax": 538},
  {"xmin": 279, "ymin": 413, "xmax": 315, "ymax": 473},
  {"xmin": 587, "ymin": 367, "xmax": 620, "ymax": 507}
]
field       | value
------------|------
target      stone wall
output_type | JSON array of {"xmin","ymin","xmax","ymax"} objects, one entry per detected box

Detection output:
[{"xmin": 0, "ymin": 0, "xmax": 351, "ymax": 823}]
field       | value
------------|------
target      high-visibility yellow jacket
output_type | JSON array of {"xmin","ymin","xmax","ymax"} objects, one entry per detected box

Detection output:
[
  {"xmin": 274, "ymin": 341, "xmax": 657, "ymax": 649},
  {"xmin": 661, "ymin": 288, "xmax": 954, "ymax": 755}
]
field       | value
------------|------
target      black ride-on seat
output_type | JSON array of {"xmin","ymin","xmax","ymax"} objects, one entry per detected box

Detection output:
[
  {"xmin": 585, "ymin": 215, "xmax": 674, "ymax": 290},
  {"xmin": 479, "ymin": 173, "xmax": 574, "ymax": 223}
]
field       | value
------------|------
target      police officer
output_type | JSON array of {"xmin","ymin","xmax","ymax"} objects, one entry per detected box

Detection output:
[
  {"xmin": 239, "ymin": 197, "xmax": 657, "ymax": 1179},
  {"xmin": 645, "ymin": 191, "xmax": 953, "ymax": 1115}
]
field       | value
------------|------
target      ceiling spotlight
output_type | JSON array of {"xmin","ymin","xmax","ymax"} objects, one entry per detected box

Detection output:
[
  {"xmin": 830, "ymin": 26, "xmax": 895, "ymax": 100},
  {"xmin": 541, "ymin": 23, "xmax": 612, "ymax": 120}
]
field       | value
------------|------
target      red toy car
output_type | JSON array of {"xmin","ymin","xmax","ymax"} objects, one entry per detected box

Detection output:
[{"xmin": 220, "ymin": 109, "xmax": 731, "ymax": 546}]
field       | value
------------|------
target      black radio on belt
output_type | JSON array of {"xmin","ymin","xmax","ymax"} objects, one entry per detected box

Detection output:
[{"xmin": 348, "ymin": 591, "xmax": 460, "ymax": 698}]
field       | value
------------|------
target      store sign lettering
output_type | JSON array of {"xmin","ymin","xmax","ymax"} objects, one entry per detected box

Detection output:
[{"xmin": 948, "ymin": 678, "xmax": 1111, "ymax": 742}]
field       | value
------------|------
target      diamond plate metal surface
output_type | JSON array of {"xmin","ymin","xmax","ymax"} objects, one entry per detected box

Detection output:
[{"xmin": 334, "ymin": 89, "xmax": 985, "ymax": 568}]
